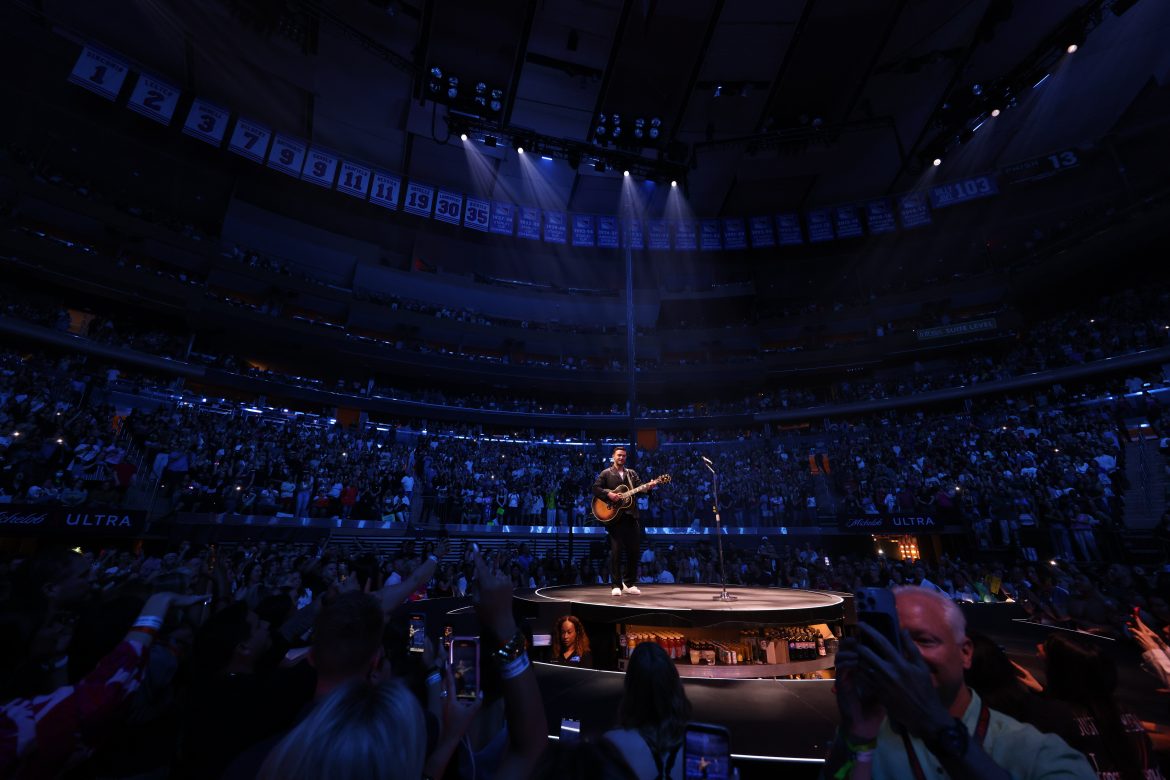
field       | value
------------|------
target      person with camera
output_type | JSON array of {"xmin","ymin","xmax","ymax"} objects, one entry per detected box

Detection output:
[{"xmin": 824, "ymin": 586, "xmax": 1094, "ymax": 779}]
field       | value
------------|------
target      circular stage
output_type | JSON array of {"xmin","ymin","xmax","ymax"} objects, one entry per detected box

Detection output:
[{"xmin": 516, "ymin": 583, "xmax": 845, "ymax": 626}]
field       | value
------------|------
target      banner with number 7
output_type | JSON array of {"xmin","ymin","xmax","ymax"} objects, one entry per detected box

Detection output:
[{"xmin": 227, "ymin": 117, "xmax": 272, "ymax": 163}]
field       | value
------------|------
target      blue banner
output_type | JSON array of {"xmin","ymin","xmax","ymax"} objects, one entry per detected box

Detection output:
[
  {"xmin": 749, "ymin": 216, "xmax": 775, "ymax": 248},
  {"xmin": 723, "ymin": 218, "xmax": 747, "ymax": 250},
  {"xmin": 518, "ymin": 207, "xmax": 542, "ymax": 240},
  {"xmin": 623, "ymin": 218, "xmax": 644, "ymax": 249},
  {"xmin": 675, "ymin": 220, "xmax": 697, "ymax": 250},
  {"xmin": 700, "ymin": 220, "xmax": 722, "ymax": 251},
  {"xmin": 929, "ymin": 175, "xmax": 998, "ymax": 209},
  {"xmin": 776, "ymin": 214, "xmax": 803, "ymax": 245},
  {"xmin": 490, "ymin": 202, "xmax": 515, "ymax": 235},
  {"xmin": 543, "ymin": 210, "xmax": 566, "ymax": 244},
  {"xmin": 807, "ymin": 209, "xmax": 834, "ymax": 243},
  {"xmin": 833, "ymin": 206, "xmax": 863, "ymax": 239},
  {"xmin": 597, "ymin": 216, "xmax": 620, "ymax": 249},
  {"xmin": 648, "ymin": 220, "xmax": 670, "ymax": 250},
  {"xmin": 898, "ymin": 193, "xmax": 931, "ymax": 228},
  {"xmin": 572, "ymin": 214, "xmax": 594, "ymax": 247},
  {"xmin": 865, "ymin": 200, "xmax": 896, "ymax": 234}
]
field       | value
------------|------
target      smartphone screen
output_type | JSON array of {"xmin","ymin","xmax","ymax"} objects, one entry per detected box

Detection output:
[
  {"xmin": 450, "ymin": 637, "xmax": 480, "ymax": 702},
  {"xmin": 408, "ymin": 613, "xmax": 426, "ymax": 654},
  {"xmin": 857, "ymin": 587, "xmax": 902, "ymax": 653},
  {"xmin": 560, "ymin": 717, "xmax": 581, "ymax": 743},
  {"xmin": 684, "ymin": 723, "xmax": 731, "ymax": 780}
]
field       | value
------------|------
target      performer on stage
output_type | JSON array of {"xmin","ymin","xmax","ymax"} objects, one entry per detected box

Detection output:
[{"xmin": 593, "ymin": 446, "xmax": 643, "ymax": 596}]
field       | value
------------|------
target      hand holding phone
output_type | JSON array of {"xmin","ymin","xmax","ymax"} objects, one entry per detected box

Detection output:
[
  {"xmin": 684, "ymin": 722, "xmax": 731, "ymax": 780},
  {"xmin": 408, "ymin": 613, "xmax": 427, "ymax": 654},
  {"xmin": 856, "ymin": 587, "xmax": 902, "ymax": 654},
  {"xmin": 449, "ymin": 636, "xmax": 481, "ymax": 703}
]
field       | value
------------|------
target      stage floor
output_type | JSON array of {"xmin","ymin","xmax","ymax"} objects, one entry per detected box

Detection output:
[{"xmin": 526, "ymin": 583, "xmax": 843, "ymax": 612}]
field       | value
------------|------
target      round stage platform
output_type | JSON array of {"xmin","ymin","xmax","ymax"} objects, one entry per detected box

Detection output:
[{"xmin": 516, "ymin": 583, "xmax": 845, "ymax": 626}]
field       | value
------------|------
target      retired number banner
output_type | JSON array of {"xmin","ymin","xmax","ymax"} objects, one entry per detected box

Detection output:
[
  {"xmin": 68, "ymin": 45, "xmax": 129, "ymax": 101},
  {"xmin": 228, "ymin": 118, "xmax": 272, "ymax": 163},
  {"xmin": 127, "ymin": 73, "xmax": 180, "ymax": 125},
  {"xmin": 183, "ymin": 99, "xmax": 230, "ymax": 146},
  {"xmin": 337, "ymin": 161, "xmax": 373, "ymax": 199}
]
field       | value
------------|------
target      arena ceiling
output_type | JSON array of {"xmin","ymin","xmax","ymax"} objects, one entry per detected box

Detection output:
[{"xmin": 13, "ymin": 0, "xmax": 1170, "ymax": 220}]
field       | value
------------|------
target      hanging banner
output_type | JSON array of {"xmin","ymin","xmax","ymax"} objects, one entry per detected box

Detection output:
[
  {"xmin": 338, "ymin": 161, "xmax": 373, "ymax": 200},
  {"xmin": 749, "ymin": 216, "xmax": 775, "ymax": 248},
  {"xmin": 266, "ymin": 134, "xmax": 307, "ymax": 178},
  {"xmin": 865, "ymin": 200, "xmax": 896, "ymax": 235},
  {"xmin": 403, "ymin": 182, "xmax": 434, "ymax": 217},
  {"xmin": 182, "ymin": 98, "xmax": 230, "ymax": 146},
  {"xmin": 518, "ymin": 207, "xmax": 541, "ymax": 240},
  {"xmin": 301, "ymin": 147, "xmax": 340, "ymax": 188},
  {"xmin": 929, "ymin": 174, "xmax": 998, "ymax": 209},
  {"xmin": 723, "ymin": 218, "xmax": 747, "ymax": 250},
  {"xmin": 369, "ymin": 171, "xmax": 401, "ymax": 209},
  {"xmin": 434, "ymin": 190, "xmax": 463, "ymax": 225},
  {"xmin": 675, "ymin": 219, "xmax": 697, "ymax": 251},
  {"xmin": 807, "ymin": 210, "xmax": 834, "ymax": 243},
  {"xmin": 898, "ymin": 192, "xmax": 931, "ymax": 228},
  {"xmin": 623, "ymin": 218, "xmax": 644, "ymax": 249},
  {"xmin": 543, "ymin": 210, "xmax": 566, "ymax": 244},
  {"xmin": 700, "ymin": 220, "xmax": 723, "ymax": 251},
  {"xmin": 68, "ymin": 45, "xmax": 129, "ymax": 101},
  {"xmin": 648, "ymin": 220, "xmax": 670, "ymax": 250},
  {"xmin": 464, "ymin": 197, "xmax": 490, "ymax": 231},
  {"xmin": 833, "ymin": 206, "xmax": 863, "ymax": 239},
  {"xmin": 227, "ymin": 117, "xmax": 272, "ymax": 163},
  {"xmin": 490, "ymin": 202, "xmax": 515, "ymax": 235},
  {"xmin": 126, "ymin": 73, "xmax": 180, "ymax": 125},
  {"xmin": 572, "ymin": 214, "xmax": 595, "ymax": 247},
  {"xmin": 597, "ymin": 216, "xmax": 620, "ymax": 248},
  {"xmin": 776, "ymin": 214, "xmax": 803, "ymax": 245}
]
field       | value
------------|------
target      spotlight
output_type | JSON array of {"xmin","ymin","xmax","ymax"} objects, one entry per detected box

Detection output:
[
  {"xmin": 460, "ymin": 133, "xmax": 468, "ymax": 141},
  {"xmin": 651, "ymin": 117, "xmax": 661, "ymax": 127},
  {"xmin": 430, "ymin": 66, "xmax": 442, "ymax": 79},
  {"xmin": 489, "ymin": 99, "xmax": 501, "ymax": 112},
  {"xmin": 474, "ymin": 96, "xmax": 486, "ymax": 107},
  {"xmin": 634, "ymin": 118, "xmax": 645, "ymax": 128},
  {"xmin": 517, "ymin": 146, "xmax": 524, "ymax": 154},
  {"xmin": 476, "ymin": 82, "xmax": 487, "ymax": 94},
  {"xmin": 447, "ymin": 76, "xmax": 459, "ymax": 87},
  {"xmin": 990, "ymin": 108, "xmax": 1001, "ymax": 117},
  {"xmin": 972, "ymin": 84, "xmax": 983, "ymax": 96},
  {"xmin": 623, "ymin": 169, "xmax": 630, "ymax": 177},
  {"xmin": 634, "ymin": 127, "xmax": 643, "ymax": 139},
  {"xmin": 447, "ymin": 86, "xmax": 458, "ymax": 99},
  {"xmin": 612, "ymin": 126, "xmax": 621, "ymax": 138},
  {"xmin": 1066, "ymin": 43, "xmax": 1078, "ymax": 54},
  {"xmin": 649, "ymin": 127, "xmax": 659, "ymax": 139},
  {"xmin": 932, "ymin": 158, "xmax": 942, "ymax": 166},
  {"xmin": 670, "ymin": 180, "xmax": 677, "ymax": 188},
  {"xmin": 612, "ymin": 114, "xmax": 621, "ymax": 125}
]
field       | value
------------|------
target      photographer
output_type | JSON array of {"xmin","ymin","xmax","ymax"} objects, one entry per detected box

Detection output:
[{"xmin": 824, "ymin": 586, "xmax": 1094, "ymax": 779}]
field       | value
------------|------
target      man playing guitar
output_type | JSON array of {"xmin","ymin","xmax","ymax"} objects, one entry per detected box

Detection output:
[{"xmin": 593, "ymin": 446, "xmax": 645, "ymax": 597}]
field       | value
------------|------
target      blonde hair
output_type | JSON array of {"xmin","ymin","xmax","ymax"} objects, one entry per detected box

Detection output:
[{"xmin": 259, "ymin": 679, "xmax": 426, "ymax": 780}]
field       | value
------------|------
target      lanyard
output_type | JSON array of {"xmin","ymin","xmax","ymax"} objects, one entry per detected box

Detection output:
[{"xmin": 901, "ymin": 703, "xmax": 990, "ymax": 780}]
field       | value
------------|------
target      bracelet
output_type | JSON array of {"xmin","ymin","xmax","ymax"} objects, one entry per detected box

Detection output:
[
  {"xmin": 492, "ymin": 629, "xmax": 527, "ymax": 664},
  {"xmin": 844, "ymin": 734, "xmax": 877, "ymax": 753},
  {"xmin": 134, "ymin": 615, "xmax": 163, "ymax": 629},
  {"xmin": 425, "ymin": 671, "xmax": 443, "ymax": 687},
  {"xmin": 498, "ymin": 652, "xmax": 530, "ymax": 680}
]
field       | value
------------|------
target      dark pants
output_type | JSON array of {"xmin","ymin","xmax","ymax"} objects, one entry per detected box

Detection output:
[{"xmin": 608, "ymin": 515, "xmax": 640, "ymax": 586}]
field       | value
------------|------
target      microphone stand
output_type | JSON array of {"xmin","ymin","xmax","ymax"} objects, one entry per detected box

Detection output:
[{"xmin": 703, "ymin": 457, "xmax": 737, "ymax": 602}]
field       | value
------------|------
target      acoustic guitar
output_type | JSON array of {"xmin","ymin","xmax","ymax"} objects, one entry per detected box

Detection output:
[{"xmin": 591, "ymin": 474, "xmax": 671, "ymax": 525}]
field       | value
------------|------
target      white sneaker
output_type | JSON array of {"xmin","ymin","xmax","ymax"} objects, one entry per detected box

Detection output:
[
  {"xmin": 623, "ymin": 584, "xmax": 642, "ymax": 596},
  {"xmin": 611, "ymin": 586, "xmax": 622, "ymax": 597}
]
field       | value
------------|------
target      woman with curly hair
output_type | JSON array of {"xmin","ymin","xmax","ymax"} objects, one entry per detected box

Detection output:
[{"xmin": 551, "ymin": 615, "xmax": 592, "ymax": 667}]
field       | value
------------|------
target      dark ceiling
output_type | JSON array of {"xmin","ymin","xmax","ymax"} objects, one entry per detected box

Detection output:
[{"xmin": 10, "ymin": 0, "xmax": 1170, "ymax": 223}]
